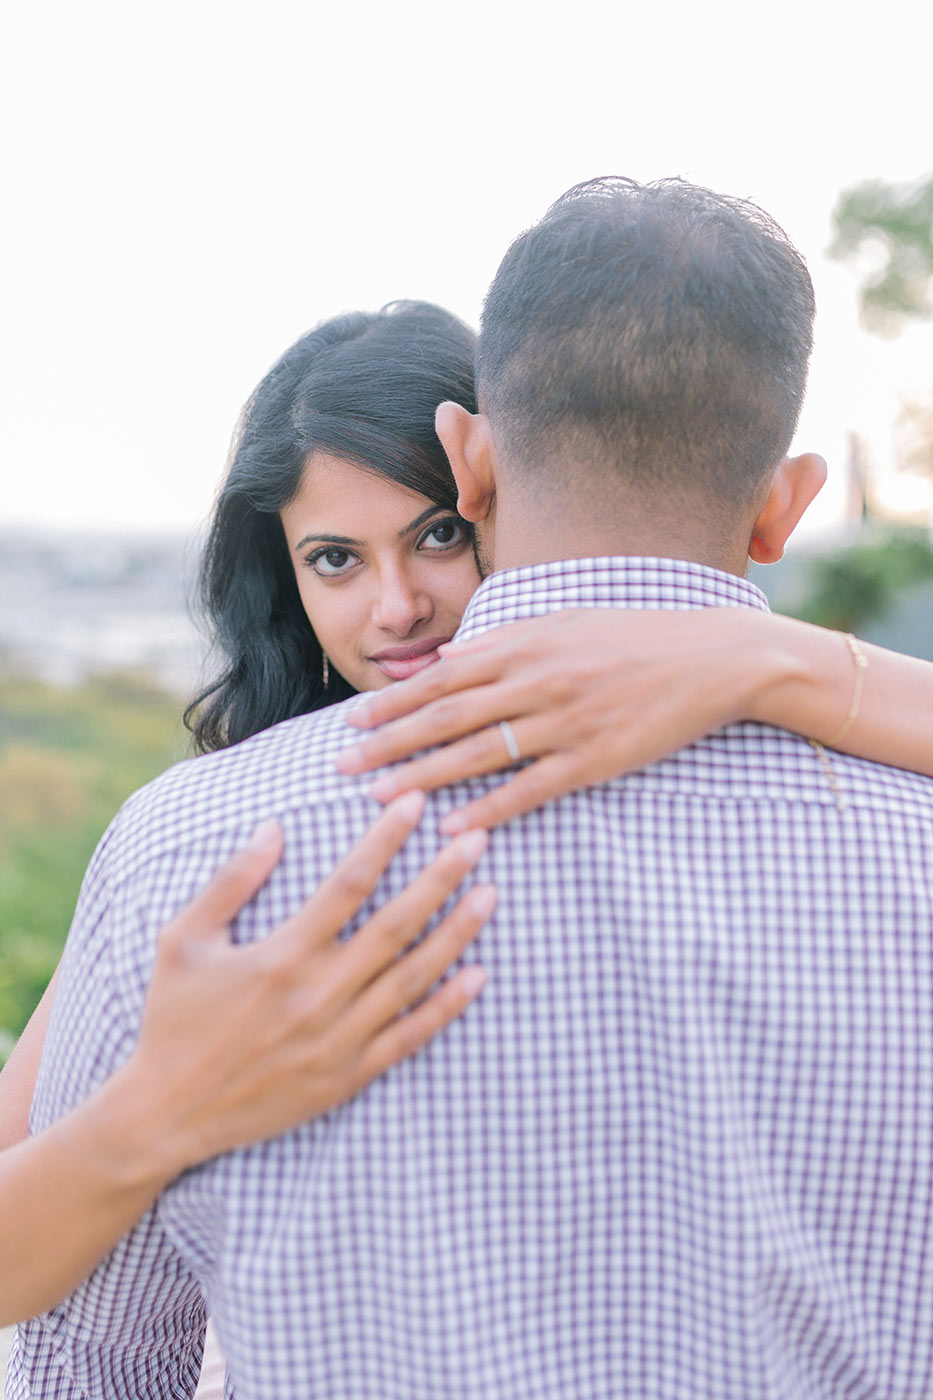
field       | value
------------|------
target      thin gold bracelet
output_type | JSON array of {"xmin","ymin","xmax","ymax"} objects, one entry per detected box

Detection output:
[
  {"xmin": 825, "ymin": 633, "xmax": 868, "ymax": 749},
  {"xmin": 808, "ymin": 738, "xmax": 846, "ymax": 814}
]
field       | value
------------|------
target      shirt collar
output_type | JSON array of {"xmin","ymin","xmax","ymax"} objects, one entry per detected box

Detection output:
[{"xmin": 455, "ymin": 556, "xmax": 770, "ymax": 643}]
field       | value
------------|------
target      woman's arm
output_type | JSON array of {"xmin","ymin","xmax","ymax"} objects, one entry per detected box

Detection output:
[
  {"xmin": 0, "ymin": 969, "xmax": 59, "ymax": 1151},
  {"xmin": 338, "ymin": 608, "xmax": 933, "ymax": 830},
  {"xmin": 0, "ymin": 793, "xmax": 493, "ymax": 1324},
  {"xmin": 744, "ymin": 612, "xmax": 933, "ymax": 772}
]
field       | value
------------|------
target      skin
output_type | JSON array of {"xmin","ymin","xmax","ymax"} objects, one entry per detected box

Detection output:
[
  {"xmin": 280, "ymin": 454, "xmax": 480, "ymax": 691},
  {"xmin": 342, "ymin": 608, "xmax": 933, "ymax": 829},
  {"xmin": 6, "ymin": 441, "xmax": 933, "ymax": 1331},
  {"xmin": 282, "ymin": 439, "xmax": 933, "ymax": 831},
  {"xmin": 0, "ymin": 458, "xmax": 484, "ymax": 1330},
  {"xmin": 0, "ymin": 458, "xmax": 486, "ymax": 1330},
  {"xmin": 337, "ymin": 407, "xmax": 933, "ymax": 827},
  {"xmin": 0, "ymin": 797, "xmax": 496, "ymax": 1326}
]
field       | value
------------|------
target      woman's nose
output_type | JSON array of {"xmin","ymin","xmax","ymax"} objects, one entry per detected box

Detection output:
[{"xmin": 371, "ymin": 567, "xmax": 432, "ymax": 636}]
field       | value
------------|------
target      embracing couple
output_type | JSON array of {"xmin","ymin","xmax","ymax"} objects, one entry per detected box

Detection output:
[{"xmin": 8, "ymin": 178, "xmax": 933, "ymax": 1399}]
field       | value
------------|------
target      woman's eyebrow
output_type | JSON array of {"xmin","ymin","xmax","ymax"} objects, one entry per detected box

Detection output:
[
  {"xmin": 293, "ymin": 532, "xmax": 359, "ymax": 552},
  {"xmin": 398, "ymin": 505, "xmax": 447, "ymax": 538}
]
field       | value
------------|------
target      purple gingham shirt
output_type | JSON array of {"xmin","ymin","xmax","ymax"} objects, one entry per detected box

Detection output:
[{"xmin": 10, "ymin": 557, "xmax": 933, "ymax": 1400}]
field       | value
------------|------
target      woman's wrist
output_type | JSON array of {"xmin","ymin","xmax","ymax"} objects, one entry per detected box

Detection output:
[
  {"xmin": 742, "ymin": 613, "xmax": 854, "ymax": 739},
  {"xmin": 75, "ymin": 1058, "xmax": 197, "ymax": 1198},
  {"xmin": 0, "ymin": 1062, "xmax": 193, "ymax": 1326},
  {"xmin": 685, "ymin": 608, "xmax": 803, "ymax": 728}
]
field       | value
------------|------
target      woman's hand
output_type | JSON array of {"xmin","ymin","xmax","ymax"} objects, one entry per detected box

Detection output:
[
  {"xmin": 122, "ymin": 789, "xmax": 493, "ymax": 1173},
  {"xmin": 0, "ymin": 790, "xmax": 494, "ymax": 1324},
  {"xmin": 338, "ymin": 608, "xmax": 795, "ymax": 832}
]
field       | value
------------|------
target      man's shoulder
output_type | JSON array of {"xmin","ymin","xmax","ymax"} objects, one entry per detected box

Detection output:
[
  {"xmin": 808, "ymin": 739, "xmax": 933, "ymax": 818},
  {"xmin": 111, "ymin": 699, "xmax": 371, "ymax": 883},
  {"xmin": 637, "ymin": 722, "xmax": 933, "ymax": 824}
]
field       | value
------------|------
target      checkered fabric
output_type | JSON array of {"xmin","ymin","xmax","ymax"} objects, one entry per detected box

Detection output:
[{"xmin": 10, "ymin": 558, "xmax": 933, "ymax": 1399}]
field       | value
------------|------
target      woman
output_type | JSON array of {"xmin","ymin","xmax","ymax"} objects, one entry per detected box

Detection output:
[
  {"xmin": 185, "ymin": 301, "xmax": 481, "ymax": 751},
  {"xmin": 3, "ymin": 300, "xmax": 933, "ymax": 1361}
]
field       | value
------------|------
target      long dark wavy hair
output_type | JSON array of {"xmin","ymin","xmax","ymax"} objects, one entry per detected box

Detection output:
[{"xmin": 185, "ymin": 301, "xmax": 478, "ymax": 754}]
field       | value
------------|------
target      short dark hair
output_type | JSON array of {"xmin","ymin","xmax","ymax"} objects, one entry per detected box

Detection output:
[
  {"xmin": 186, "ymin": 301, "xmax": 477, "ymax": 753},
  {"xmin": 477, "ymin": 177, "xmax": 815, "ymax": 501}
]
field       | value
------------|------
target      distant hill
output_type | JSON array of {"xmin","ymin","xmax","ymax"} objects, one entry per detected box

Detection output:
[{"xmin": 0, "ymin": 528, "xmax": 207, "ymax": 695}]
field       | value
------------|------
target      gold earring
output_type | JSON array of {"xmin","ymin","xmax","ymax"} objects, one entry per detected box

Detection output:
[{"xmin": 322, "ymin": 653, "xmax": 330, "ymax": 688}]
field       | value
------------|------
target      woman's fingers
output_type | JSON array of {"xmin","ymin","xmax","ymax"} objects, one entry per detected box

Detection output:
[
  {"xmin": 357, "ymin": 964, "xmax": 488, "ymax": 1086},
  {"xmin": 438, "ymin": 753, "xmax": 588, "ymax": 833},
  {"xmin": 340, "ymin": 829, "xmax": 489, "ymax": 992},
  {"xmin": 339, "ymin": 683, "xmax": 523, "ymax": 777},
  {"xmin": 350, "ymin": 884, "xmax": 497, "ymax": 1051},
  {"xmin": 157, "ymin": 819, "xmax": 284, "ymax": 953},
  {"xmin": 347, "ymin": 649, "xmax": 503, "ymax": 731},
  {"xmin": 340, "ymin": 618, "xmax": 589, "ymax": 771},
  {"xmin": 363, "ymin": 722, "xmax": 533, "ymax": 804},
  {"xmin": 282, "ymin": 790, "xmax": 427, "ymax": 951},
  {"xmin": 133, "ymin": 809, "xmax": 493, "ymax": 1168}
]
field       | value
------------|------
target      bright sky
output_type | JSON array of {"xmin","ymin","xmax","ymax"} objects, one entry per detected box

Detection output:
[{"xmin": 3, "ymin": 0, "xmax": 932, "ymax": 537}]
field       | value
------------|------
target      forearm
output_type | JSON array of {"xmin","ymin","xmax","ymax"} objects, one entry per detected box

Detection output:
[
  {"xmin": 0, "ymin": 1060, "xmax": 186, "ymax": 1325},
  {"xmin": 746, "ymin": 613, "xmax": 933, "ymax": 777},
  {"xmin": 0, "ymin": 970, "xmax": 59, "ymax": 1150},
  {"xmin": 0, "ymin": 969, "xmax": 183, "ymax": 1323}
]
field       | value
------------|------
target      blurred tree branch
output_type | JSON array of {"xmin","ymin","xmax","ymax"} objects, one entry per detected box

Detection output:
[
  {"xmin": 895, "ymin": 397, "xmax": 933, "ymax": 480},
  {"xmin": 829, "ymin": 175, "xmax": 933, "ymax": 335}
]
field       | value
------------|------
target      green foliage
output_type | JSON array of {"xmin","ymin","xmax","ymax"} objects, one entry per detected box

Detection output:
[
  {"xmin": 829, "ymin": 175, "xmax": 933, "ymax": 334},
  {"xmin": 790, "ymin": 528, "xmax": 933, "ymax": 633},
  {"xmin": 0, "ymin": 671, "xmax": 186, "ymax": 1059}
]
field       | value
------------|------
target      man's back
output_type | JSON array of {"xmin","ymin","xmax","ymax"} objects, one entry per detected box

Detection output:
[{"xmin": 12, "ymin": 559, "xmax": 933, "ymax": 1400}]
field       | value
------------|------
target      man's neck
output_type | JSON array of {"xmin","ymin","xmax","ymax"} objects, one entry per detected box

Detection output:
[{"xmin": 488, "ymin": 492, "xmax": 752, "ymax": 579}]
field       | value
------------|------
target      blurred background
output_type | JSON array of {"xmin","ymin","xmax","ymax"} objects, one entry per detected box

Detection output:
[{"xmin": 2, "ymin": 0, "xmax": 932, "ymax": 1059}]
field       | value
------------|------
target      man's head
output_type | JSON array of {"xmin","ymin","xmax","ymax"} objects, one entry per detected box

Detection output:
[{"xmin": 438, "ymin": 176, "xmax": 825, "ymax": 574}]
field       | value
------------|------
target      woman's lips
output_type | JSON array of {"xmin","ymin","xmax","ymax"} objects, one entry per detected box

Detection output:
[{"xmin": 369, "ymin": 637, "xmax": 451, "ymax": 682}]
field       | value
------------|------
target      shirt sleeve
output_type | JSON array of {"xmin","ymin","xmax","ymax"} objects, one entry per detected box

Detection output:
[{"xmin": 6, "ymin": 816, "xmax": 208, "ymax": 1400}]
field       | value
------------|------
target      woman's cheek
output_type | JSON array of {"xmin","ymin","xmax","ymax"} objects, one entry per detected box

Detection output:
[{"xmin": 311, "ymin": 586, "xmax": 375, "ymax": 691}]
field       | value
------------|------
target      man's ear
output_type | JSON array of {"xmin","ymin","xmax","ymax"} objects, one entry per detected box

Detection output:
[
  {"xmin": 435, "ymin": 402, "xmax": 497, "ymax": 523},
  {"xmin": 748, "ymin": 452, "xmax": 827, "ymax": 565}
]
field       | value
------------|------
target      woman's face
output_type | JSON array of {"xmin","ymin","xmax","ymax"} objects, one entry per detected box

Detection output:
[{"xmin": 280, "ymin": 453, "xmax": 481, "ymax": 692}]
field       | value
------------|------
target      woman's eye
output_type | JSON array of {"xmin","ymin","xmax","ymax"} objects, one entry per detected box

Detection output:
[
  {"xmin": 419, "ymin": 519, "xmax": 469, "ymax": 550},
  {"xmin": 308, "ymin": 547, "xmax": 357, "ymax": 577}
]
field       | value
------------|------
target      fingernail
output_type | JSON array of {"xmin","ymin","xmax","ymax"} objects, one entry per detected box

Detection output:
[
  {"xmin": 457, "ymin": 966, "xmax": 487, "ymax": 997},
  {"xmin": 247, "ymin": 818, "xmax": 281, "ymax": 852},
  {"xmin": 337, "ymin": 744, "xmax": 364, "ymax": 773},
  {"xmin": 439, "ymin": 811, "xmax": 467, "ymax": 835},
  {"xmin": 455, "ymin": 829, "xmax": 489, "ymax": 861},
  {"xmin": 370, "ymin": 775, "xmax": 398, "ymax": 802},
  {"xmin": 390, "ymin": 789, "xmax": 425, "ymax": 821},
  {"xmin": 347, "ymin": 704, "xmax": 374, "ymax": 729},
  {"xmin": 466, "ymin": 884, "xmax": 497, "ymax": 917}
]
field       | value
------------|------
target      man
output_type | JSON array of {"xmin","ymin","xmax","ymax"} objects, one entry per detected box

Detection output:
[{"xmin": 12, "ymin": 179, "xmax": 933, "ymax": 1398}]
